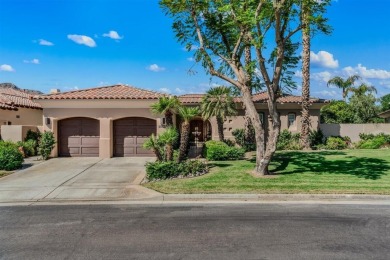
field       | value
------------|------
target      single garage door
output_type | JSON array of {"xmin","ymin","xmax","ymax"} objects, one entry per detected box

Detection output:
[
  {"xmin": 114, "ymin": 117, "xmax": 156, "ymax": 157},
  {"xmin": 59, "ymin": 117, "xmax": 100, "ymax": 157}
]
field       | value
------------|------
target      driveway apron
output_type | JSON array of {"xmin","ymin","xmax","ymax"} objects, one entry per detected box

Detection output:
[{"xmin": 0, "ymin": 157, "xmax": 160, "ymax": 202}]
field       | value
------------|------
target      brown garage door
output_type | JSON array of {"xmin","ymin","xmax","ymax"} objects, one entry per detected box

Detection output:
[
  {"xmin": 114, "ymin": 117, "xmax": 156, "ymax": 157},
  {"xmin": 59, "ymin": 117, "xmax": 100, "ymax": 157}
]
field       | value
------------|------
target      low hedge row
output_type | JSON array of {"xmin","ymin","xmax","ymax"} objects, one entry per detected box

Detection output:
[
  {"xmin": 203, "ymin": 140, "xmax": 245, "ymax": 161},
  {"xmin": 146, "ymin": 160, "xmax": 208, "ymax": 181}
]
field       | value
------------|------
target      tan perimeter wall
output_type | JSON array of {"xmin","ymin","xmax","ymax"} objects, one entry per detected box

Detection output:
[
  {"xmin": 0, "ymin": 108, "xmax": 42, "ymax": 126},
  {"xmin": 320, "ymin": 124, "xmax": 390, "ymax": 142},
  {"xmin": 1, "ymin": 125, "xmax": 40, "ymax": 142},
  {"xmin": 211, "ymin": 108, "xmax": 321, "ymax": 140}
]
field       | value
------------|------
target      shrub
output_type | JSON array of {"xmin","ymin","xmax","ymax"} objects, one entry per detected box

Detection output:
[
  {"xmin": 203, "ymin": 140, "xmax": 245, "ymax": 161},
  {"xmin": 357, "ymin": 133, "xmax": 390, "ymax": 149},
  {"xmin": 232, "ymin": 128, "xmax": 256, "ymax": 152},
  {"xmin": 38, "ymin": 132, "xmax": 56, "ymax": 160},
  {"xmin": 24, "ymin": 130, "xmax": 40, "ymax": 154},
  {"xmin": 0, "ymin": 141, "xmax": 24, "ymax": 171},
  {"xmin": 277, "ymin": 130, "xmax": 301, "ymax": 150},
  {"xmin": 145, "ymin": 160, "xmax": 208, "ymax": 181},
  {"xmin": 325, "ymin": 136, "xmax": 348, "ymax": 150},
  {"xmin": 17, "ymin": 140, "xmax": 37, "ymax": 157},
  {"xmin": 309, "ymin": 129, "xmax": 325, "ymax": 148}
]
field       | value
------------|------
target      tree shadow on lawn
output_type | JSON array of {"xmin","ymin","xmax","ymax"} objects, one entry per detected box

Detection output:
[{"xmin": 270, "ymin": 151, "xmax": 390, "ymax": 180}]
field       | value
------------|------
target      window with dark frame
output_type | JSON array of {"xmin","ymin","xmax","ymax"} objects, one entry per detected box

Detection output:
[{"xmin": 288, "ymin": 113, "xmax": 296, "ymax": 128}]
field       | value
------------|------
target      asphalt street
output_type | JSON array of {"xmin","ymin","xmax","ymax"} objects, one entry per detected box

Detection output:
[{"xmin": 0, "ymin": 204, "xmax": 389, "ymax": 260}]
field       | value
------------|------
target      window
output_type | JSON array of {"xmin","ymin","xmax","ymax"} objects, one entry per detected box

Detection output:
[
  {"xmin": 288, "ymin": 113, "xmax": 296, "ymax": 128},
  {"xmin": 258, "ymin": 112, "xmax": 265, "ymax": 126},
  {"xmin": 161, "ymin": 117, "xmax": 167, "ymax": 127}
]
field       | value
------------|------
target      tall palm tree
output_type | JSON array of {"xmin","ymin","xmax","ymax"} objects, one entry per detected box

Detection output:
[
  {"xmin": 177, "ymin": 106, "xmax": 199, "ymax": 162},
  {"xmin": 159, "ymin": 126, "xmax": 178, "ymax": 161},
  {"xmin": 327, "ymin": 75, "xmax": 361, "ymax": 101},
  {"xmin": 300, "ymin": 0, "xmax": 311, "ymax": 150},
  {"xmin": 143, "ymin": 134, "xmax": 163, "ymax": 161},
  {"xmin": 201, "ymin": 86, "xmax": 237, "ymax": 141},
  {"xmin": 150, "ymin": 96, "xmax": 180, "ymax": 126}
]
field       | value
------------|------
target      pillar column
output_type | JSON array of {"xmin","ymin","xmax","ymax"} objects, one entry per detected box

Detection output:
[{"xmin": 99, "ymin": 118, "xmax": 113, "ymax": 158}]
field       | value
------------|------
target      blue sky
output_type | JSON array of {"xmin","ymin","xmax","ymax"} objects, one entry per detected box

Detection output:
[{"xmin": 0, "ymin": 0, "xmax": 389, "ymax": 99}]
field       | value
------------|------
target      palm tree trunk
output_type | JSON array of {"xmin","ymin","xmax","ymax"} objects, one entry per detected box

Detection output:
[
  {"xmin": 216, "ymin": 116, "xmax": 224, "ymax": 141},
  {"xmin": 166, "ymin": 144, "xmax": 173, "ymax": 161},
  {"xmin": 153, "ymin": 148, "xmax": 163, "ymax": 161},
  {"xmin": 300, "ymin": 1, "xmax": 311, "ymax": 150},
  {"xmin": 177, "ymin": 122, "xmax": 190, "ymax": 162}
]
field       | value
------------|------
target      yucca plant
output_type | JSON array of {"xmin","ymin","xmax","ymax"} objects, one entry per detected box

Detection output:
[{"xmin": 177, "ymin": 106, "xmax": 200, "ymax": 162}]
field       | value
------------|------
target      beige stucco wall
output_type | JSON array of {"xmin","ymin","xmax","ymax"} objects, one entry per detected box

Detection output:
[
  {"xmin": 1, "ymin": 125, "xmax": 39, "ymax": 142},
  {"xmin": 37, "ymin": 100, "xmax": 166, "ymax": 158},
  {"xmin": 0, "ymin": 108, "xmax": 42, "ymax": 126},
  {"xmin": 209, "ymin": 106, "xmax": 321, "ymax": 141},
  {"xmin": 320, "ymin": 124, "xmax": 390, "ymax": 142}
]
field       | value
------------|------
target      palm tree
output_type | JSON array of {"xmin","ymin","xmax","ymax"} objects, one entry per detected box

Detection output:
[
  {"xmin": 177, "ymin": 106, "xmax": 199, "ymax": 162},
  {"xmin": 349, "ymin": 83, "xmax": 377, "ymax": 97},
  {"xmin": 300, "ymin": 0, "xmax": 311, "ymax": 150},
  {"xmin": 327, "ymin": 75, "xmax": 361, "ymax": 101},
  {"xmin": 159, "ymin": 126, "xmax": 178, "ymax": 161},
  {"xmin": 143, "ymin": 134, "xmax": 163, "ymax": 161},
  {"xmin": 150, "ymin": 96, "xmax": 180, "ymax": 126},
  {"xmin": 201, "ymin": 86, "xmax": 237, "ymax": 141}
]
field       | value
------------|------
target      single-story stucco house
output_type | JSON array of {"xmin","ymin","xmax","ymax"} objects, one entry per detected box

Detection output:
[
  {"xmin": 378, "ymin": 109, "xmax": 390, "ymax": 123},
  {"xmin": 33, "ymin": 84, "xmax": 327, "ymax": 158}
]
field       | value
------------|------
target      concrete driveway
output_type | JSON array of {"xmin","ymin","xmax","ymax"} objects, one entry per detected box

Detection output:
[{"xmin": 0, "ymin": 157, "xmax": 161, "ymax": 203}]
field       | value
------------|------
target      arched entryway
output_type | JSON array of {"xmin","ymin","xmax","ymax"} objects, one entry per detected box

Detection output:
[
  {"xmin": 113, "ymin": 117, "xmax": 156, "ymax": 157},
  {"xmin": 58, "ymin": 117, "xmax": 100, "ymax": 157}
]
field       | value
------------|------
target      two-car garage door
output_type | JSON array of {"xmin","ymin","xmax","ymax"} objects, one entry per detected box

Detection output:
[{"xmin": 58, "ymin": 117, "xmax": 156, "ymax": 157}]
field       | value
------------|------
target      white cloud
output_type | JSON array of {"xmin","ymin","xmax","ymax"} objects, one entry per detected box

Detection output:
[
  {"xmin": 343, "ymin": 64, "xmax": 390, "ymax": 79},
  {"xmin": 38, "ymin": 39, "xmax": 54, "ymax": 46},
  {"xmin": 294, "ymin": 70, "xmax": 303, "ymax": 78},
  {"xmin": 23, "ymin": 58, "xmax": 40, "ymax": 64},
  {"xmin": 147, "ymin": 64, "xmax": 165, "ymax": 72},
  {"xmin": 159, "ymin": 88, "xmax": 170, "ymax": 93},
  {"xmin": 310, "ymin": 50, "xmax": 339, "ymax": 69},
  {"xmin": 102, "ymin": 30, "xmax": 123, "ymax": 40},
  {"xmin": 187, "ymin": 57, "xmax": 195, "ymax": 62},
  {"xmin": 312, "ymin": 71, "xmax": 333, "ymax": 83},
  {"xmin": 175, "ymin": 88, "xmax": 184, "ymax": 93},
  {"xmin": 0, "ymin": 64, "xmax": 15, "ymax": 72},
  {"xmin": 67, "ymin": 34, "xmax": 96, "ymax": 47}
]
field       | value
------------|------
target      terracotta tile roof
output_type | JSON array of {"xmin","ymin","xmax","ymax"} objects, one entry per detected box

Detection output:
[
  {"xmin": 34, "ymin": 84, "xmax": 165, "ymax": 100},
  {"xmin": 178, "ymin": 92, "xmax": 328, "ymax": 104},
  {"xmin": 0, "ymin": 87, "xmax": 42, "ymax": 110},
  {"xmin": 178, "ymin": 94, "xmax": 205, "ymax": 104}
]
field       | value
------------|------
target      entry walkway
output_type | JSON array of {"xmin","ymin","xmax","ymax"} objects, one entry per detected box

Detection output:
[{"xmin": 0, "ymin": 157, "xmax": 161, "ymax": 203}]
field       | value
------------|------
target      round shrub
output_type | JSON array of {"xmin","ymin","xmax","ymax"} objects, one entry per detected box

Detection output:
[
  {"xmin": 203, "ymin": 140, "xmax": 244, "ymax": 161},
  {"xmin": 0, "ymin": 141, "xmax": 24, "ymax": 171},
  {"xmin": 357, "ymin": 136, "xmax": 387, "ymax": 149},
  {"xmin": 325, "ymin": 136, "xmax": 347, "ymax": 150}
]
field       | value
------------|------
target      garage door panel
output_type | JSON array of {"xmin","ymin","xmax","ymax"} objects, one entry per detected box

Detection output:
[
  {"xmin": 114, "ymin": 117, "xmax": 156, "ymax": 157},
  {"xmin": 59, "ymin": 118, "xmax": 100, "ymax": 157}
]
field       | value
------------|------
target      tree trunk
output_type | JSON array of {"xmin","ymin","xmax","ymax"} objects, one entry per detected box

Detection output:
[
  {"xmin": 244, "ymin": 109, "xmax": 255, "ymax": 148},
  {"xmin": 300, "ymin": 3, "xmax": 311, "ymax": 150},
  {"xmin": 177, "ymin": 122, "xmax": 190, "ymax": 162},
  {"xmin": 241, "ymin": 88, "xmax": 266, "ymax": 175},
  {"xmin": 165, "ymin": 111, "xmax": 173, "ymax": 126},
  {"xmin": 257, "ymin": 99, "xmax": 281, "ymax": 175},
  {"xmin": 166, "ymin": 144, "xmax": 173, "ymax": 161},
  {"xmin": 153, "ymin": 148, "xmax": 163, "ymax": 162},
  {"xmin": 216, "ymin": 116, "xmax": 224, "ymax": 141}
]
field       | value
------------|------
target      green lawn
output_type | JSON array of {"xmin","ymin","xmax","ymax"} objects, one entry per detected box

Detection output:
[{"xmin": 143, "ymin": 150, "xmax": 390, "ymax": 194}]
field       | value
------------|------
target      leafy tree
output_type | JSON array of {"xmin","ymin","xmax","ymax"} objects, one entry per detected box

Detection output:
[
  {"xmin": 380, "ymin": 93, "xmax": 390, "ymax": 112},
  {"xmin": 320, "ymin": 101, "xmax": 354, "ymax": 124},
  {"xmin": 143, "ymin": 134, "xmax": 164, "ymax": 161},
  {"xmin": 349, "ymin": 83, "xmax": 377, "ymax": 97},
  {"xmin": 349, "ymin": 90, "xmax": 382, "ymax": 123},
  {"xmin": 201, "ymin": 86, "xmax": 236, "ymax": 141},
  {"xmin": 327, "ymin": 75, "xmax": 361, "ymax": 101},
  {"xmin": 160, "ymin": 0, "xmax": 331, "ymax": 175},
  {"xmin": 159, "ymin": 126, "xmax": 179, "ymax": 161},
  {"xmin": 177, "ymin": 106, "xmax": 200, "ymax": 162},
  {"xmin": 151, "ymin": 96, "xmax": 180, "ymax": 126},
  {"xmin": 300, "ymin": 0, "xmax": 332, "ymax": 149}
]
